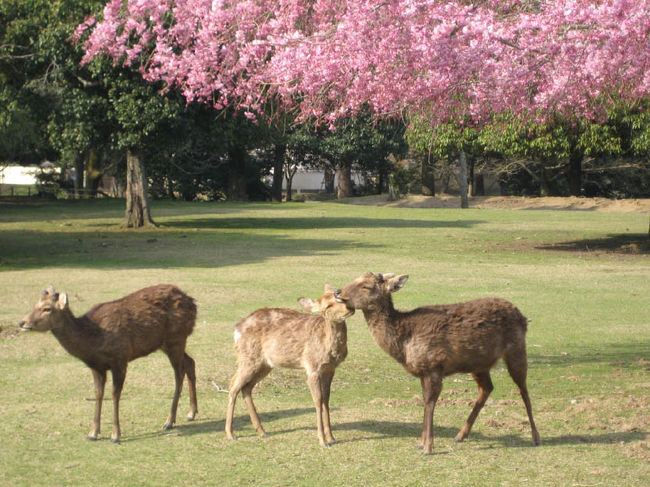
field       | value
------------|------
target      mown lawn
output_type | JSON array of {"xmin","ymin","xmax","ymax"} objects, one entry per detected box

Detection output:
[{"xmin": 0, "ymin": 198, "xmax": 648, "ymax": 486}]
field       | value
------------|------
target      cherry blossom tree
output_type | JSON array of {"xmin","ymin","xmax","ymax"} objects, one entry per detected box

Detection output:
[
  {"xmin": 76, "ymin": 0, "xmax": 650, "ymax": 123},
  {"xmin": 76, "ymin": 0, "xmax": 649, "ymax": 216}
]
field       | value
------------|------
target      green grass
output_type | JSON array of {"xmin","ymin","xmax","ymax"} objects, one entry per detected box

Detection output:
[{"xmin": 1, "ymin": 198, "xmax": 648, "ymax": 486}]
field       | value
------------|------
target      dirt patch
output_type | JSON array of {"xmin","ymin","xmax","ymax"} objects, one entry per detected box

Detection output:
[
  {"xmin": 343, "ymin": 194, "xmax": 650, "ymax": 212},
  {"xmin": 0, "ymin": 326, "xmax": 22, "ymax": 339},
  {"xmin": 564, "ymin": 394, "xmax": 650, "ymax": 462}
]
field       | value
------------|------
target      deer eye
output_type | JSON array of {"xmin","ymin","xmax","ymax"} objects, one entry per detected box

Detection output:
[{"xmin": 41, "ymin": 307, "xmax": 52, "ymax": 313}]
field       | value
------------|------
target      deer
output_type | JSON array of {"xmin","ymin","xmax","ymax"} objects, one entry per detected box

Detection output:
[
  {"xmin": 336, "ymin": 272, "xmax": 540, "ymax": 455},
  {"xmin": 225, "ymin": 284, "xmax": 354, "ymax": 447},
  {"xmin": 19, "ymin": 284, "xmax": 199, "ymax": 443}
]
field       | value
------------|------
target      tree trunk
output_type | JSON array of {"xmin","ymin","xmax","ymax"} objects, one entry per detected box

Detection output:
[
  {"xmin": 540, "ymin": 168, "xmax": 553, "ymax": 196},
  {"xmin": 421, "ymin": 151, "xmax": 435, "ymax": 196},
  {"xmin": 73, "ymin": 155, "xmax": 84, "ymax": 200},
  {"xmin": 124, "ymin": 150, "xmax": 155, "ymax": 228},
  {"xmin": 227, "ymin": 148, "xmax": 248, "ymax": 201},
  {"xmin": 337, "ymin": 162, "xmax": 353, "ymax": 199},
  {"xmin": 459, "ymin": 151, "xmax": 469, "ymax": 208},
  {"xmin": 473, "ymin": 172, "xmax": 485, "ymax": 196},
  {"xmin": 271, "ymin": 143, "xmax": 285, "ymax": 202},
  {"xmin": 84, "ymin": 148, "xmax": 101, "ymax": 198},
  {"xmin": 567, "ymin": 150, "xmax": 583, "ymax": 196},
  {"xmin": 323, "ymin": 167, "xmax": 335, "ymax": 194},
  {"xmin": 285, "ymin": 173, "xmax": 293, "ymax": 201}
]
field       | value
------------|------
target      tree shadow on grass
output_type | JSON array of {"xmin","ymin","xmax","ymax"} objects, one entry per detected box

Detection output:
[
  {"xmin": 0, "ymin": 229, "xmax": 380, "ymax": 271},
  {"xmin": 0, "ymin": 216, "xmax": 484, "ymax": 271},
  {"xmin": 119, "ymin": 407, "xmax": 316, "ymax": 442},
  {"xmin": 163, "ymin": 216, "xmax": 484, "ymax": 231},
  {"xmin": 120, "ymin": 408, "xmax": 648, "ymax": 451},
  {"xmin": 530, "ymin": 342, "xmax": 650, "ymax": 370},
  {"xmin": 536, "ymin": 233, "xmax": 649, "ymax": 255}
]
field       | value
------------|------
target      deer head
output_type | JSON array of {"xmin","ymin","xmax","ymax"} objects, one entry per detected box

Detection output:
[
  {"xmin": 336, "ymin": 272, "xmax": 408, "ymax": 310},
  {"xmin": 20, "ymin": 286, "xmax": 70, "ymax": 332},
  {"xmin": 298, "ymin": 284, "xmax": 354, "ymax": 322}
]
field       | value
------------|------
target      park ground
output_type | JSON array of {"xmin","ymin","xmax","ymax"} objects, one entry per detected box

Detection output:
[{"xmin": 0, "ymin": 196, "xmax": 648, "ymax": 486}]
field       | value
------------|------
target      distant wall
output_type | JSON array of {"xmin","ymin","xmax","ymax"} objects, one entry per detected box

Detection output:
[{"xmin": 281, "ymin": 168, "xmax": 364, "ymax": 193}]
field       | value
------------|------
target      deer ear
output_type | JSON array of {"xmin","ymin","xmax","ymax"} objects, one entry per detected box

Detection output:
[
  {"xmin": 298, "ymin": 297, "xmax": 320, "ymax": 313},
  {"xmin": 323, "ymin": 283, "xmax": 335, "ymax": 294},
  {"xmin": 57, "ymin": 293, "xmax": 69, "ymax": 310},
  {"xmin": 386, "ymin": 274, "xmax": 408, "ymax": 293}
]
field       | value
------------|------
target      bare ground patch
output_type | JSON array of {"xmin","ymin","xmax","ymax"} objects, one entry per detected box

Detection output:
[{"xmin": 343, "ymin": 194, "xmax": 650, "ymax": 212}]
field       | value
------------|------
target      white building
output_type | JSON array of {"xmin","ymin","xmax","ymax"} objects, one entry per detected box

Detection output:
[{"xmin": 0, "ymin": 165, "xmax": 41, "ymax": 185}]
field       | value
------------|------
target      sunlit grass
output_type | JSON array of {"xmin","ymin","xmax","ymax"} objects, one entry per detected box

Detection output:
[{"xmin": 0, "ymin": 199, "xmax": 648, "ymax": 486}]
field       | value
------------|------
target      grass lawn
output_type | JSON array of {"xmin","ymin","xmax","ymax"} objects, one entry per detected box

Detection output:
[{"xmin": 0, "ymin": 198, "xmax": 648, "ymax": 486}]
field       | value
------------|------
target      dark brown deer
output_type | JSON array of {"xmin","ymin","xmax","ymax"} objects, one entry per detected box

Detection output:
[
  {"xmin": 19, "ymin": 284, "xmax": 198, "ymax": 443},
  {"xmin": 225, "ymin": 284, "xmax": 354, "ymax": 447},
  {"xmin": 337, "ymin": 272, "xmax": 540, "ymax": 454}
]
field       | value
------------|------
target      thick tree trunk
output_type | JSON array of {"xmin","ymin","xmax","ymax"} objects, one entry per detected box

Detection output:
[
  {"xmin": 459, "ymin": 151, "xmax": 469, "ymax": 208},
  {"xmin": 337, "ymin": 163, "xmax": 353, "ymax": 199},
  {"xmin": 271, "ymin": 144, "xmax": 285, "ymax": 202},
  {"xmin": 421, "ymin": 152, "xmax": 435, "ymax": 196},
  {"xmin": 125, "ymin": 150, "xmax": 155, "ymax": 228}
]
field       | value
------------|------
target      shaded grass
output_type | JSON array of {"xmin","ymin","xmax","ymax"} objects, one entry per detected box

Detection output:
[{"xmin": 0, "ymin": 199, "xmax": 648, "ymax": 486}]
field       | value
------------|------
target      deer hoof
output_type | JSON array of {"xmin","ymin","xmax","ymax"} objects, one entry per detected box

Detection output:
[
  {"xmin": 110, "ymin": 437, "xmax": 120, "ymax": 444},
  {"xmin": 162, "ymin": 422, "xmax": 175, "ymax": 431},
  {"xmin": 86, "ymin": 435, "xmax": 98, "ymax": 442}
]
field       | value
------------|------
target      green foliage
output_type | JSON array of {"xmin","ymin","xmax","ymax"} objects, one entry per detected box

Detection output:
[{"xmin": 0, "ymin": 0, "xmax": 102, "ymax": 164}]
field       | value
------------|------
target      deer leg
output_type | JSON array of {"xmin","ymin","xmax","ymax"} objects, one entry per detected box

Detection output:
[
  {"xmin": 241, "ymin": 376, "xmax": 268, "ymax": 438},
  {"xmin": 307, "ymin": 371, "xmax": 327, "ymax": 447},
  {"xmin": 421, "ymin": 373, "xmax": 443, "ymax": 455},
  {"xmin": 225, "ymin": 373, "xmax": 243, "ymax": 441},
  {"xmin": 455, "ymin": 371, "xmax": 494, "ymax": 443},
  {"xmin": 163, "ymin": 346, "xmax": 186, "ymax": 430},
  {"xmin": 417, "ymin": 380, "xmax": 427, "ymax": 450},
  {"xmin": 184, "ymin": 353, "xmax": 198, "ymax": 421},
  {"xmin": 226, "ymin": 366, "xmax": 268, "ymax": 441},
  {"xmin": 87, "ymin": 369, "xmax": 106, "ymax": 441},
  {"xmin": 110, "ymin": 365, "xmax": 127, "ymax": 443},
  {"xmin": 504, "ymin": 351, "xmax": 541, "ymax": 446},
  {"xmin": 320, "ymin": 370, "xmax": 336, "ymax": 444}
]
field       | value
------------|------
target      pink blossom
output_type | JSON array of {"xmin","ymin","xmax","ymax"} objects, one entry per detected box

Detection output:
[{"xmin": 77, "ymin": 0, "xmax": 650, "ymax": 125}]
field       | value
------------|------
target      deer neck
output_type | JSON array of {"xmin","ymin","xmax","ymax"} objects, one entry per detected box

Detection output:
[
  {"xmin": 324, "ymin": 318, "xmax": 348, "ymax": 359},
  {"xmin": 50, "ymin": 312, "xmax": 102, "ymax": 364},
  {"xmin": 362, "ymin": 298, "xmax": 406, "ymax": 364}
]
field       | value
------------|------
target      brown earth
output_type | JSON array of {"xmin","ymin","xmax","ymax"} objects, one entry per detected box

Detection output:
[{"xmin": 343, "ymin": 194, "xmax": 650, "ymax": 212}]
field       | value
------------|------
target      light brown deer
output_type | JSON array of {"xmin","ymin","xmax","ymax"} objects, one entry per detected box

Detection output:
[
  {"xmin": 337, "ymin": 272, "xmax": 540, "ymax": 454},
  {"xmin": 225, "ymin": 284, "xmax": 354, "ymax": 447},
  {"xmin": 19, "ymin": 284, "xmax": 198, "ymax": 443}
]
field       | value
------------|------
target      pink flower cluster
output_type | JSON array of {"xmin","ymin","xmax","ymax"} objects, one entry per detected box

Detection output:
[{"xmin": 76, "ymin": 0, "xmax": 650, "ymax": 125}]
